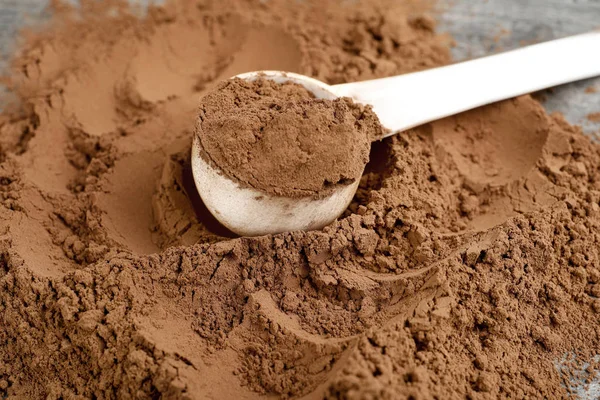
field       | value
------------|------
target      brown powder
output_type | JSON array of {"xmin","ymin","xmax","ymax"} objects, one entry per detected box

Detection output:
[
  {"xmin": 588, "ymin": 112, "xmax": 600, "ymax": 123},
  {"xmin": 0, "ymin": 0, "xmax": 599, "ymax": 399},
  {"xmin": 196, "ymin": 78, "xmax": 378, "ymax": 198}
]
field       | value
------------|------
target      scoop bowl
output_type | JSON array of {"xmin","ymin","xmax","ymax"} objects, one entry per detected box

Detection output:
[{"xmin": 191, "ymin": 71, "xmax": 360, "ymax": 237}]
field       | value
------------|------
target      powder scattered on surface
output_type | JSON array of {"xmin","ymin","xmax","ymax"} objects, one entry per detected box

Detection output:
[
  {"xmin": 196, "ymin": 78, "xmax": 378, "ymax": 198},
  {"xmin": 588, "ymin": 112, "xmax": 600, "ymax": 123},
  {"xmin": 0, "ymin": 0, "xmax": 599, "ymax": 399}
]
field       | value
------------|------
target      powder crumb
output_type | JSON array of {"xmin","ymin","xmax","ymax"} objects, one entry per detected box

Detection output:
[
  {"xmin": 588, "ymin": 112, "xmax": 600, "ymax": 123},
  {"xmin": 196, "ymin": 78, "xmax": 380, "ymax": 198},
  {"xmin": 0, "ymin": 0, "xmax": 599, "ymax": 399}
]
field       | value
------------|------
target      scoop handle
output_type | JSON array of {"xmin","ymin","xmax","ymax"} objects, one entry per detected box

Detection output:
[{"xmin": 333, "ymin": 31, "xmax": 600, "ymax": 138}]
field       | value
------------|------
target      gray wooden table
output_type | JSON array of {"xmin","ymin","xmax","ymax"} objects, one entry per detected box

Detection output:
[
  {"xmin": 0, "ymin": 0, "xmax": 598, "ymax": 398},
  {"xmin": 438, "ymin": 0, "xmax": 600, "ymax": 135}
]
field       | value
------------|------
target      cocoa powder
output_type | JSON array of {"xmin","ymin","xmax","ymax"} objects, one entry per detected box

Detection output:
[
  {"xmin": 196, "ymin": 78, "xmax": 378, "ymax": 198},
  {"xmin": 588, "ymin": 112, "xmax": 600, "ymax": 123},
  {"xmin": 0, "ymin": 0, "xmax": 598, "ymax": 399}
]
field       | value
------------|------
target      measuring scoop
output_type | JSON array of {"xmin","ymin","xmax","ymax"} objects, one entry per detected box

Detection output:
[{"xmin": 192, "ymin": 32, "xmax": 600, "ymax": 236}]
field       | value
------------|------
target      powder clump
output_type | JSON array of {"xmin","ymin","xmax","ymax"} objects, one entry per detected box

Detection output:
[
  {"xmin": 588, "ymin": 112, "xmax": 600, "ymax": 123},
  {"xmin": 196, "ymin": 78, "xmax": 380, "ymax": 197}
]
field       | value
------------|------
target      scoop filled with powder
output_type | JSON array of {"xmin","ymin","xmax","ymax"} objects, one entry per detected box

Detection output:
[{"xmin": 195, "ymin": 77, "xmax": 382, "ymax": 198}]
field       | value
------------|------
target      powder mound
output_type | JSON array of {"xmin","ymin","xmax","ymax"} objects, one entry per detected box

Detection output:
[
  {"xmin": 1, "ymin": 0, "xmax": 600, "ymax": 399},
  {"xmin": 196, "ymin": 78, "xmax": 381, "ymax": 198}
]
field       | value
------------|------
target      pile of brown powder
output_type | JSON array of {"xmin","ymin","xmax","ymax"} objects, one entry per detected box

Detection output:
[
  {"xmin": 196, "ymin": 78, "xmax": 379, "ymax": 198},
  {"xmin": 0, "ymin": 0, "xmax": 599, "ymax": 399}
]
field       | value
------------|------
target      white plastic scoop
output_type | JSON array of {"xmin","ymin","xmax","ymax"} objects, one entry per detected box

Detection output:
[{"xmin": 192, "ymin": 31, "xmax": 600, "ymax": 237}]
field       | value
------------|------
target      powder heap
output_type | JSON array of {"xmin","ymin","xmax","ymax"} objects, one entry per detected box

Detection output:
[
  {"xmin": 196, "ymin": 78, "xmax": 378, "ymax": 198},
  {"xmin": 0, "ymin": 0, "xmax": 599, "ymax": 399}
]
